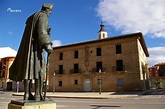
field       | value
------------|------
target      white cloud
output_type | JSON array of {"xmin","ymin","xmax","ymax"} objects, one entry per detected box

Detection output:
[
  {"xmin": 96, "ymin": 0, "xmax": 165, "ymax": 38},
  {"xmin": 52, "ymin": 40, "xmax": 62, "ymax": 47},
  {"xmin": 147, "ymin": 46, "xmax": 165, "ymax": 67}
]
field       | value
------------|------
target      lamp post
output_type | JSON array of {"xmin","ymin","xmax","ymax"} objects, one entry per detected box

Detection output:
[
  {"xmin": 99, "ymin": 69, "xmax": 102, "ymax": 94},
  {"xmin": 142, "ymin": 65, "xmax": 146, "ymax": 90},
  {"xmin": 53, "ymin": 72, "xmax": 55, "ymax": 93},
  {"xmin": 16, "ymin": 81, "xmax": 19, "ymax": 93}
]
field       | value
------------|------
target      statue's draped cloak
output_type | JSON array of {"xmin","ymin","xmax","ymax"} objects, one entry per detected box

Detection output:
[{"xmin": 9, "ymin": 11, "xmax": 51, "ymax": 81}]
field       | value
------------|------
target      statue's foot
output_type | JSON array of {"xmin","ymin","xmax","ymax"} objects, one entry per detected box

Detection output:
[
  {"xmin": 40, "ymin": 94, "xmax": 44, "ymax": 101},
  {"xmin": 29, "ymin": 93, "xmax": 35, "ymax": 100},
  {"xmin": 34, "ymin": 94, "xmax": 40, "ymax": 101},
  {"xmin": 23, "ymin": 93, "xmax": 29, "ymax": 100},
  {"xmin": 24, "ymin": 93, "xmax": 35, "ymax": 100}
]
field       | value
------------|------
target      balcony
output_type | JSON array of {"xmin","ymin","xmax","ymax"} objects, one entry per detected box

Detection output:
[
  {"xmin": 112, "ymin": 65, "xmax": 126, "ymax": 72},
  {"xmin": 91, "ymin": 67, "xmax": 106, "ymax": 73},
  {"xmin": 54, "ymin": 70, "xmax": 64, "ymax": 74},
  {"xmin": 69, "ymin": 69, "xmax": 81, "ymax": 74}
]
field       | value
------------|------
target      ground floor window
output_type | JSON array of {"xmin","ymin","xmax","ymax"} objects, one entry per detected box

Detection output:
[
  {"xmin": 74, "ymin": 80, "xmax": 78, "ymax": 85},
  {"xmin": 117, "ymin": 79, "xmax": 123, "ymax": 86},
  {"xmin": 98, "ymin": 79, "xmax": 102, "ymax": 85},
  {"xmin": 59, "ymin": 80, "xmax": 62, "ymax": 86}
]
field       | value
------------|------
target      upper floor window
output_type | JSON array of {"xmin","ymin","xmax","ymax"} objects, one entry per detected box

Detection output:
[
  {"xmin": 74, "ymin": 50, "xmax": 78, "ymax": 59},
  {"xmin": 59, "ymin": 53, "xmax": 63, "ymax": 60},
  {"xmin": 116, "ymin": 60, "xmax": 123, "ymax": 71},
  {"xmin": 96, "ymin": 61, "xmax": 102, "ymax": 72},
  {"xmin": 59, "ymin": 65, "xmax": 63, "ymax": 74},
  {"xmin": 96, "ymin": 47, "xmax": 101, "ymax": 56},
  {"xmin": 74, "ymin": 63, "xmax": 79, "ymax": 73},
  {"xmin": 116, "ymin": 44, "xmax": 122, "ymax": 54}
]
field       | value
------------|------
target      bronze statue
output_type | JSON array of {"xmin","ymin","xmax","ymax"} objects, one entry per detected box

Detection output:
[{"xmin": 9, "ymin": 4, "xmax": 54, "ymax": 101}]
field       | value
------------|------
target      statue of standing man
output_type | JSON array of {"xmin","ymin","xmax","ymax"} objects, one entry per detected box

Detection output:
[{"xmin": 9, "ymin": 4, "xmax": 54, "ymax": 101}]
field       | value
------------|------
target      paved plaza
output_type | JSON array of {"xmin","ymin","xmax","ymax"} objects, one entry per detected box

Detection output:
[
  {"xmin": 0, "ymin": 89, "xmax": 165, "ymax": 109},
  {"xmin": 12, "ymin": 89, "xmax": 165, "ymax": 99}
]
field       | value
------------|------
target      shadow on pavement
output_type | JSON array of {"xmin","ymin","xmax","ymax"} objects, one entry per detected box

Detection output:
[
  {"xmin": 111, "ymin": 91, "xmax": 142, "ymax": 95},
  {"xmin": 111, "ymin": 89, "xmax": 165, "ymax": 95},
  {"xmin": 142, "ymin": 89, "xmax": 165, "ymax": 95},
  {"xmin": 91, "ymin": 105, "xmax": 120, "ymax": 109}
]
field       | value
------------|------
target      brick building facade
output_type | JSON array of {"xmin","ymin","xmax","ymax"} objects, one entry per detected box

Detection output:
[
  {"xmin": 48, "ymin": 24, "xmax": 150, "ymax": 92},
  {"xmin": 0, "ymin": 47, "xmax": 18, "ymax": 91},
  {"xmin": 149, "ymin": 62, "xmax": 165, "ymax": 78},
  {"xmin": 149, "ymin": 62, "xmax": 165, "ymax": 88},
  {"xmin": 0, "ymin": 56, "xmax": 25, "ymax": 92},
  {"xmin": 0, "ymin": 57, "xmax": 15, "ymax": 91}
]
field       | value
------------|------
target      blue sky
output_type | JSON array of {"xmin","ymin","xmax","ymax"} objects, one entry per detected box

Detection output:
[{"xmin": 0, "ymin": 0, "xmax": 165, "ymax": 67}]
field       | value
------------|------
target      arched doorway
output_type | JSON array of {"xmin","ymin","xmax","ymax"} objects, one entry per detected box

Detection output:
[{"xmin": 83, "ymin": 78, "xmax": 92, "ymax": 92}]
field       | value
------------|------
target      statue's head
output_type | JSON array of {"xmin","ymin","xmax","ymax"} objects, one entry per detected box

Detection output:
[{"xmin": 41, "ymin": 3, "xmax": 54, "ymax": 16}]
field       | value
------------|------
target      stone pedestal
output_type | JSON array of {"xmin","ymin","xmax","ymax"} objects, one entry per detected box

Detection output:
[{"xmin": 8, "ymin": 100, "xmax": 56, "ymax": 109}]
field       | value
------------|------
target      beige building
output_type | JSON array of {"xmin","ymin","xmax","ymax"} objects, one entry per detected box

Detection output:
[
  {"xmin": 48, "ymin": 23, "xmax": 149, "ymax": 92},
  {"xmin": 0, "ymin": 57, "xmax": 15, "ymax": 91},
  {"xmin": 0, "ymin": 47, "xmax": 17, "ymax": 91},
  {"xmin": 0, "ymin": 47, "xmax": 23, "ymax": 91}
]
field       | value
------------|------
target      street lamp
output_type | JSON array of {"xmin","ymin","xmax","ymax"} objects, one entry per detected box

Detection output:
[
  {"xmin": 16, "ymin": 81, "xmax": 19, "ymax": 93},
  {"xmin": 53, "ymin": 72, "xmax": 55, "ymax": 93},
  {"xmin": 99, "ymin": 69, "xmax": 102, "ymax": 94}
]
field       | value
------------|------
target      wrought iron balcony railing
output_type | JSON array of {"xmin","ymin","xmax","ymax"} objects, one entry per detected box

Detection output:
[
  {"xmin": 69, "ymin": 69, "xmax": 81, "ymax": 74},
  {"xmin": 91, "ymin": 67, "xmax": 106, "ymax": 73},
  {"xmin": 54, "ymin": 70, "xmax": 64, "ymax": 74},
  {"xmin": 112, "ymin": 65, "xmax": 126, "ymax": 72}
]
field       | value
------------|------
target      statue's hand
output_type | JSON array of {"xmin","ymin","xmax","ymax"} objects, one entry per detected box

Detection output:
[
  {"xmin": 45, "ymin": 44, "xmax": 53, "ymax": 54},
  {"xmin": 47, "ymin": 28, "xmax": 51, "ymax": 35}
]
